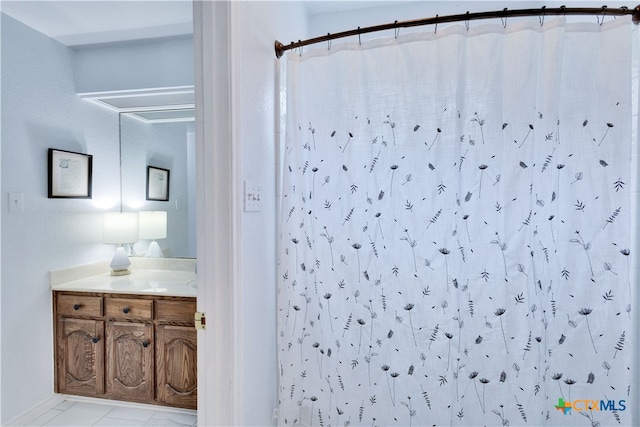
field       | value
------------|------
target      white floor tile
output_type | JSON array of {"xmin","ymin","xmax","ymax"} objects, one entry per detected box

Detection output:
[
  {"xmin": 43, "ymin": 402, "xmax": 116, "ymax": 426},
  {"xmin": 23, "ymin": 399, "xmax": 195, "ymax": 427},
  {"xmin": 25, "ymin": 409, "xmax": 64, "ymax": 426},
  {"xmin": 142, "ymin": 412, "xmax": 196, "ymax": 427},
  {"xmin": 140, "ymin": 419, "xmax": 189, "ymax": 427},
  {"xmin": 93, "ymin": 418, "xmax": 145, "ymax": 427},
  {"xmin": 103, "ymin": 407, "xmax": 156, "ymax": 422},
  {"xmin": 53, "ymin": 400, "xmax": 77, "ymax": 411}
]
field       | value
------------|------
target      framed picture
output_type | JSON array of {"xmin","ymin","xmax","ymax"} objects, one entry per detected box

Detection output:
[
  {"xmin": 146, "ymin": 166, "xmax": 170, "ymax": 201},
  {"xmin": 48, "ymin": 148, "xmax": 93, "ymax": 198}
]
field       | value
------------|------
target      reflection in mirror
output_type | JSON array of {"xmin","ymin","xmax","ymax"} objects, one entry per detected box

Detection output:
[{"xmin": 120, "ymin": 112, "xmax": 196, "ymax": 258}]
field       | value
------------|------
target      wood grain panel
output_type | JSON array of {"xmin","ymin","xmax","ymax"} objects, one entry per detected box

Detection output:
[
  {"xmin": 156, "ymin": 325, "xmax": 197, "ymax": 409},
  {"xmin": 105, "ymin": 298, "xmax": 153, "ymax": 320},
  {"xmin": 56, "ymin": 317, "xmax": 105, "ymax": 396},
  {"xmin": 106, "ymin": 321, "xmax": 154, "ymax": 402},
  {"xmin": 155, "ymin": 300, "xmax": 196, "ymax": 324},
  {"xmin": 57, "ymin": 294, "xmax": 103, "ymax": 317}
]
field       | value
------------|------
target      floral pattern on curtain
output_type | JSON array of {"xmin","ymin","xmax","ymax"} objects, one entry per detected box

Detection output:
[{"xmin": 278, "ymin": 18, "xmax": 635, "ymax": 426}]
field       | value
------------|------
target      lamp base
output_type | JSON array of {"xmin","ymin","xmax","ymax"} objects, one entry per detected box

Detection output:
[
  {"xmin": 110, "ymin": 246, "xmax": 132, "ymax": 276},
  {"xmin": 145, "ymin": 241, "xmax": 164, "ymax": 258}
]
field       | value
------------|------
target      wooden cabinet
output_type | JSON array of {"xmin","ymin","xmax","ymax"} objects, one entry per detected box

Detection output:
[
  {"xmin": 106, "ymin": 321, "xmax": 154, "ymax": 402},
  {"xmin": 56, "ymin": 317, "xmax": 105, "ymax": 397},
  {"xmin": 155, "ymin": 300, "xmax": 198, "ymax": 408},
  {"xmin": 54, "ymin": 291, "xmax": 196, "ymax": 409},
  {"xmin": 156, "ymin": 325, "xmax": 197, "ymax": 407},
  {"xmin": 106, "ymin": 298, "xmax": 153, "ymax": 321}
]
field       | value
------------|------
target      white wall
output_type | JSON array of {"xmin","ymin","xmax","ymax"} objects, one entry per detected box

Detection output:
[
  {"xmin": 0, "ymin": 13, "xmax": 118, "ymax": 423},
  {"xmin": 72, "ymin": 36, "xmax": 194, "ymax": 93},
  {"xmin": 308, "ymin": 1, "xmax": 560, "ymax": 39},
  {"xmin": 0, "ymin": 8, "xmax": 3, "ymax": 423},
  {"xmin": 227, "ymin": 2, "xmax": 308, "ymax": 425}
]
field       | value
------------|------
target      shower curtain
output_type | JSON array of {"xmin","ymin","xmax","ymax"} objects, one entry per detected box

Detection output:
[{"xmin": 277, "ymin": 17, "xmax": 636, "ymax": 426}]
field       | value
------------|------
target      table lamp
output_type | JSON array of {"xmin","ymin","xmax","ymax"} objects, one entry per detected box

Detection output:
[
  {"xmin": 103, "ymin": 212, "xmax": 139, "ymax": 275},
  {"xmin": 138, "ymin": 211, "xmax": 167, "ymax": 258}
]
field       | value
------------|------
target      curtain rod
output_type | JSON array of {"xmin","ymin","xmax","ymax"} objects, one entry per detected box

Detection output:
[{"xmin": 274, "ymin": 5, "xmax": 640, "ymax": 58}]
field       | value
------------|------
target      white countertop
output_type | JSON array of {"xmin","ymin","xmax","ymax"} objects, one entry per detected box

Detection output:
[{"xmin": 51, "ymin": 269, "xmax": 197, "ymax": 297}]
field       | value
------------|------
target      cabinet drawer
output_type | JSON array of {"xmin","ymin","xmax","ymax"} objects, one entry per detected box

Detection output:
[
  {"xmin": 57, "ymin": 294, "xmax": 103, "ymax": 317},
  {"xmin": 105, "ymin": 298, "xmax": 152, "ymax": 320},
  {"xmin": 155, "ymin": 300, "xmax": 196, "ymax": 324}
]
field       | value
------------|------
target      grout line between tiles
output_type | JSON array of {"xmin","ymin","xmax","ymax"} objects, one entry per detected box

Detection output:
[{"xmin": 90, "ymin": 407, "xmax": 114, "ymax": 427}]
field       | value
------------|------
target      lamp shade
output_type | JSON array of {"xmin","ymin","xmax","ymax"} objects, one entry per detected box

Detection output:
[
  {"xmin": 138, "ymin": 211, "xmax": 167, "ymax": 240},
  {"xmin": 103, "ymin": 212, "xmax": 139, "ymax": 244}
]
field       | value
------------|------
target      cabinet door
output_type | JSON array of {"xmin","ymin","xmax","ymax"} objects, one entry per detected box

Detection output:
[
  {"xmin": 156, "ymin": 325, "xmax": 197, "ymax": 409},
  {"xmin": 106, "ymin": 321, "xmax": 154, "ymax": 402},
  {"xmin": 56, "ymin": 317, "xmax": 105, "ymax": 396}
]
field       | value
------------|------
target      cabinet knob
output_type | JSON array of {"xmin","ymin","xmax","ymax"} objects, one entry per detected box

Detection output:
[
  {"xmin": 122, "ymin": 307, "xmax": 130, "ymax": 314},
  {"xmin": 91, "ymin": 336, "xmax": 100, "ymax": 344},
  {"xmin": 73, "ymin": 304, "xmax": 81, "ymax": 311},
  {"xmin": 142, "ymin": 340, "xmax": 149, "ymax": 348}
]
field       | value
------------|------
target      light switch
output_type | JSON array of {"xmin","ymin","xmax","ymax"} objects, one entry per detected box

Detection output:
[
  {"xmin": 244, "ymin": 181, "xmax": 261, "ymax": 212},
  {"xmin": 9, "ymin": 192, "xmax": 23, "ymax": 213}
]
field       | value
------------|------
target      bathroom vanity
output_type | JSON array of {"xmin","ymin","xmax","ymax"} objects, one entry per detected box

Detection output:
[{"xmin": 51, "ymin": 263, "xmax": 197, "ymax": 410}]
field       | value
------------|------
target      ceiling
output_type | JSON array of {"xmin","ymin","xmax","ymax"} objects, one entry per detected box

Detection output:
[
  {"xmin": 0, "ymin": 0, "xmax": 194, "ymax": 46},
  {"xmin": 0, "ymin": 1, "xmax": 414, "ymax": 46},
  {"xmin": 1, "ymin": 1, "xmax": 614, "ymax": 121},
  {"xmin": 0, "ymin": 0, "xmax": 392, "ymax": 122},
  {"xmin": 1, "ymin": 1, "xmax": 613, "ymax": 47},
  {"xmin": 1, "ymin": 0, "xmax": 195, "ymax": 122}
]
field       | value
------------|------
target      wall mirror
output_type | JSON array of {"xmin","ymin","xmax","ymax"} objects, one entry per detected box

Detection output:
[
  {"xmin": 73, "ymin": 27, "xmax": 196, "ymax": 259},
  {"xmin": 30, "ymin": 0, "xmax": 199, "ymax": 260},
  {"xmin": 119, "ymin": 110, "xmax": 196, "ymax": 258}
]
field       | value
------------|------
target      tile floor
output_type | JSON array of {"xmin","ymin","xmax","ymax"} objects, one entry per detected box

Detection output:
[{"xmin": 19, "ymin": 399, "xmax": 197, "ymax": 427}]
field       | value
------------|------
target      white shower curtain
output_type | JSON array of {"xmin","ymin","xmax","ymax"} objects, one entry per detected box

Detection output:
[{"xmin": 278, "ymin": 18, "xmax": 636, "ymax": 426}]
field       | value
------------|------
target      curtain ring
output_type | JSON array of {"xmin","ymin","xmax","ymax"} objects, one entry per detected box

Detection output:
[
  {"xmin": 465, "ymin": 11, "xmax": 470, "ymax": 31},
  {"xmin": 358, "ymin": 27, "xmax": 362, "ymax": 45},
  {"xmin": 394, "ymin": 21, "xmax": 400, "ymax": 38},
  {"xmin": 434, "ymin": 15, "xmax": 438, "ymax": 34},
  {"xmin": 327, "ymin": 33, "xmax": 331, "ymax": 51},
  {"xmin": 539, "ymin": 6, "xmax": 546, "ymax": 26},
  {"xmin": 501, "ymin": 8, "xmax": 508, "ymax": 28},
  {"xmin": 599, "ymin": 5, "xmax": 607, "ymax": 25},
  {"xmin": 298, "ymin": 41, "xmax": 303, "ymax": 57}
]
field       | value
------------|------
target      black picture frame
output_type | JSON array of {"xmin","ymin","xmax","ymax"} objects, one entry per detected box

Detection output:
[
  {"xmin": 48, "ymin": 148, "xmax": 93, "ymax": 199},
  {"xmin": 146, "ymin": 166, "xmax": 170, "ymax": 201}
]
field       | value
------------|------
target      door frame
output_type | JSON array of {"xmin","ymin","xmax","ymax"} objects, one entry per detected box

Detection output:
[{"xmin": 193, "ymin": 1, "xmax": 242, "ymax": 425}]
